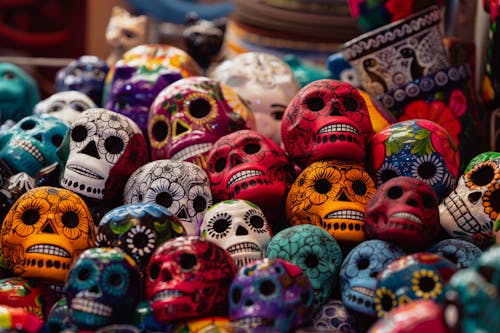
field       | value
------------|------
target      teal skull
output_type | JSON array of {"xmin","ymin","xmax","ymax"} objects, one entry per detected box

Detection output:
[{"xmin": 0, "ymin": 115, "xmax": 68, "ymax": 176}]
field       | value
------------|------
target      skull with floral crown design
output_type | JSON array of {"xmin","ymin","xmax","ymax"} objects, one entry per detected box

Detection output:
[
  {"xmin": 1, "ymin": 186, "xmax": 95, "ymax": 285},
  {"xmin": 123, "ymin": 160, "xmax": 212, "ymax": 236},
  {"xmin": 200, "ymin": 199, "xmax": 272, "ymax": 268},
  {"xmin": 148, "ymin": 76, "xmax": 255, "ymax": 170},
  {"xmin": 60, "ymin": 108, "xmax": 148, "ymax": 201},
  {"xmin": 281, "ymin": 79, "xmax": 374, "ymax": 168}
]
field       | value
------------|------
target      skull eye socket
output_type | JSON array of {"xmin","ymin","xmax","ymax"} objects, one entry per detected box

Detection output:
[
  {"xmin": 214, "ymin": 219, "xmax": 230, "ymax": 233},
  {"xmin": 243, "ymin": 143, "xmax": 260, "ymax": 154},
  {"xmin": 48, "ymin": 102, "xmax": 64, "ymax": 112},
  {"xmin": 352, "ymin": 180, "xmax": 367, "ymax": 195},
  {"xmin": 152, "ymin": 121, "xmax": 169, "ymax": 142},
  {"xmin": 305, "ymin": 97, "xmax": 325, "ymax": 111},
  {"xmin": 189, "ymin": 98, "xmax": 211, "ymax": 118},
  {"xmin": 231, "ymin": 286, "xmax": 242, "ymax": 304},
  {"xmin": 123, "ymin": 29, "xmax": 136, "ymax": 39},
  {"xmin": 314, "ymin": 178, "xmax": 332, "ymax": 194},
  {"xmin": 104, "ymin": 136, "xmax": 124, "ymax": 154},
  {"xmin": 249, "ymin": 215, "xmax": 264, "ymax": 229},
  {"xmin": 387, "ymin": 186, "xmax": 403, "ymax": 199},
  {"xmin": 422, "ymin": 193, "xmax": 436, "ymax": 209},
  {"xmin": 108, "ymin": 273, "xmax": 122, "ymax": 287},
  {"xmin": 51, "ymin": 135, "xmax": 63, "ymax": 147},
  {"xmin": 71, "ymin": 125, "xmax": 88, "ymax": 142},
  {"xmin": 3, "ymin": 71, "xmax": 17, "ymax": 80},
  {"xmin": 193, "ymin": 196, "xmax": 207, "ymax": 213},
  {"xmin": 156, "ymin": 192, "xmax": 173, "ymax": 208},
  {"xmin": 343, "ymin": 97, "xmax": 359, "ymax": 111},
  {"xmin": 469, "ymin": 165, "xmax": 495, "ymax": 186},
  {"xmin": 149, "ymin": 262, "xmax": 160, "ymax": 280},
  {"xmin": 259, "ymin": 279, "xmax": 276, "ymax": 296},
  {"xmin": 22, "ymin": 209, "xmax": 39, "ymax": 225},
  {"xmin": 180, "ymin": 253, "xmax": 197, "ymax": 271},
  {"xmin": 357, "ymin": 257, "xmax": 370, "ymax": 270},
  {"xmin": 78, "ymin": 268, "xmax": 91, "ymax": 281},
  {"xmin": 62, "ymin": 211, "xmax": 79, "ymax": 228},
  {"xmin": 20, "ymin": 120, "xmax": 36, "ymax": 130},
  {"xmin": 214, "ymin": 158, "xmax": 227, "ymax": 172},
  {"xmin": 304, "ymin": 253, "xmax": 319, "ymax": 268},
  {"xmin": 70, "ymin": 101, "xmax": 90, "ymax": 112}
]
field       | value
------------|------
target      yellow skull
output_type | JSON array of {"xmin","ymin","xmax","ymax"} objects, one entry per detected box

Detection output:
[
  {"xmin": 1, "ymin": 186, "xmax": 95, "ymax": 284},
  {"xmin": 286, "ymin": 160, "xmax": 376, "ymax": 245}
]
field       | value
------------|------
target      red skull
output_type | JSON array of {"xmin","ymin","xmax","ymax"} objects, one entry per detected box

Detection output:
[
  {"xmin": 364, "ymin": 176, "xmax": 440, "ymax": 251},
  {"xmin": 206, "ymin": 129, "xmax": 295, "ymax": 233},
  {"xmin": 145, "ymin": 236, "xmax": 235, "ymax": 323},
  {"xmin": 281, "ymin": 79, "xmax": 374, "ymax": 168}
]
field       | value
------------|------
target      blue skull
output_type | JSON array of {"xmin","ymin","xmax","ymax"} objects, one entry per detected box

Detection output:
[
  {"xmin": 266, "ymin": 224, "xmax": 342, "ymax": 311},
  {"xmin": 428, "ymin": 239, "xmax": 483, "ymax": 269},
  {"xmin": 340, "ymin": 239, "xmax": 405, "ymax": 316},
  {"xmin": 0, "ymin": 114, "xmax": 68, "ymax": 176}
]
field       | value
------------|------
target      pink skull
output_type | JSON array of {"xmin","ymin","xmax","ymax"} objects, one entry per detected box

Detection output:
[
  {"xmin": 281, "ymin": 79, "xmax": 374, "ymax": 168},
  {"xmin": 148, "ymin": 76, "xmax": 254, "ymax": 170},
  {"xmin": 364, "ymin": 176, "xmax": 440, "ymax": 251},
  {"xmin": 206, "ymin": 129, "xmax": 295, "ymax": 233}
]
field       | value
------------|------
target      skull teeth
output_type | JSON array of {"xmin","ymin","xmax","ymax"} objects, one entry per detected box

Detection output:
[
  {"xmin": 71, "ymin": 298, "xmax": 112, "ymax": 317},
  {"xmin": 153, "ymin": 289, "xmax": 185, "ymax": 302},
  {"xmin": 170, "ymin": 143, "xmax": 212, "ymax": 161},
  {"xmin": 390, "ymin": 212, "xmax": 423, "ymax": 224},
  {"xmin": 233, "ymin": 317, "xmax": 271, "ymax": 328},
  {"xmin": 226, "ymin": 242, "xmax": 261, "ymax": 255},
  {"xmin": 351, "ymin": 286, "xmax": 375, "ymax": 297},
  {"xmin": 26, "ymin": 244, "xmax": 70, "ymax": 257},
  {"xmin": 228, "ymin": 170, "xmax": 263, "ymax": 187},
  {"xmin": 442, "ymin": 191, "xmax": 481, "ymax": 233},
  {"xmin": 11, "ymin": 139, "xmax": 45, "ymax": 163},
  {"xmin": 318, "ymin": 124, "xmax": 359, "ymax": 135},
  {"xmin": 325, "ymin": 209, "xmax": 364, "ymax": 221},
  {"xmin": 66, "ymin": 164, "xmax": 104, "ymax": 179}
]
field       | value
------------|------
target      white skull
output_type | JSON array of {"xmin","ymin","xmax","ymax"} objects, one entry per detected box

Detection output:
[
  {"xmin": 61, "ymin": 108, "xmax": 147, "ymax": 201},
  {"xmin": 34, "ymin": 91, "xmax": 96, "ymax": 124},
  {"xmin": 200, "ymin": 199, "xmax": 272, "ymax": 268},
  {"xmin": 210, "ymin": 52, "xmax": 300, "ymax": 145},
  {"xmin": 123, "ymin": 160, "xmax": 212, "ymax": 236},
  {"xmin": 439, "ymin": 156, "xmax": 500, "ymax": 248}
]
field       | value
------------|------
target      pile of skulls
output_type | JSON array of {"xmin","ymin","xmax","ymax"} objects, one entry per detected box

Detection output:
[{"xmin": 0, "ymin": 12, "xmax": 499, "ymax": 333}]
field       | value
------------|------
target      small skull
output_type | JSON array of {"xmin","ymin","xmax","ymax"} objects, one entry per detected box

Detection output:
[{"xmin": 34, "ymin": 91, "xmax": 96, "ymax": 124}]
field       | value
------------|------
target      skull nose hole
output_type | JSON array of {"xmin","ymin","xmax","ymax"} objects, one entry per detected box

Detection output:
[
  {"xmin": 174, "ymin": 121, "xmax": 190, "ymax": 136},
  {"xmin": 177, "ymin": 208, "xmax": 188, "ymax": 219},
  {"xmin": 230, "ymin": 155, "xmax": 244, "ymax": 167},
  {"xmin": 89, "ymin": 285, "xmax": 99, "ymax": 294},
  {"xmin": 338, "ymin": 192, "xmax": 350, "ymax": 201},
  {"xmin": 79, "ymin": 141, "xmax": 100, "ymax": 159},
  {"xmin": 329, "ymin": 103, "xmax": 341, "ymax": 116},
  {"xmin": 467, "ymin": 191, "xmax": 482, "ymax": 204},
  {"xmin": 236, "ymin": 225, "xmax": 248, "ymax": 235},
  {"xmin": 244, "ymin": 299, "xmax": 254, "ymax": 306},
  {"xmin": 370, "ymin": 271, "xmax": 379, "ymax": 278},
  {"xmin": 33, "ymin": 133, "xmax": 42, "ymax": 142},
  {"xmin": 407, "ymin": 199, "xmax": 418, "ymax": 207},
  {"xmin": 162, "ymin": 270, "xmax": 173, "ymax": 282},
  {"xmin": 42, "ymin": 222, "xmax": 55, "ymax": 233}
]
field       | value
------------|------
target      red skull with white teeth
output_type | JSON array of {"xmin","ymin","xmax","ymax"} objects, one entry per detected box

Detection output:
[
  {"xmin": 364, "ymin": 176, "xmax": 440, "ymax": 251},
  {"xmin": 281, "ymin": 79, "xmax": 374, "ymax": 168},
  {"xmin": 206, "ymin": 130, "xmax": 295, "ymax": 233}
]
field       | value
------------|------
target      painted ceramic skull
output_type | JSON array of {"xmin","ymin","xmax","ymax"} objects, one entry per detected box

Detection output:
[
  {"xmin": 427, "ymin": 239, "xmax": 483, "ymax": 269},
  {"xmin": 206, "ymin": 129, "xmax": 295, "ymax": 233},
  {"xmin": 65, "ymin": 247, "xmax": 141, "ymax": 329},
  {"xmin": 364, "ymin": 176, "xmax": 440, "ymax": 251},
  {"xmin": 145, "ymin": 236, "xmax": 236, "ymax": 323},
  {"xmin": 96, "ymin": 202, "xmax": 186, "ymax": 274},
  {"xmin": 0, "ymin": 114, "xmax": 68, "ymax": 176},
  {"xmin": 368, "ymin": 119, "xmax": 460, "ymax": 203},
  {"xmin": 1, "ymin": 186, "xmax": 95, "ymax": 284},
  {"xmin": 55, "ymin": 55, "xmax": 109, "ymax": 106},
  {"xmin": 148, "ymin": 76, "xmax": 255, "ymax": 170},
  {"xmin": 60, "ymin": 108, "xmax": 149, "ymax": 201},
  {"xmin": 210, "ymin": 52, "xmax": 300, "ymax": 145},
  {"xmin": 123, "ymin": 160, "xmax": 212, "ymax": 236},
  {"xmin": 281, "ymin": 79, "xmax": 374, "ymax": 168},
  {"xmin": 200, "ymin": 199, "xmax": 272, "ymax": 268},
  {"xmin": 286, "ymin": 159, "xmax": 376, "ymax": 245},
  {"xmin": 228, "ymin": 258, "xmax": 314, "ymax": 333},
  {"xmin": 373, "ymin": 252, "xmax": 456, "ymax": 317},
  {"xmin": 34, "ymin": 91, "xmax": 96, "ymax": 125},
  {"xmin": 339, "ymin": 239, "xmax": 405, "ymax": 317},
  {"xmin": 439, "ymin": 156, "xmax": 500, "ymax": 248},
  {"xmin": 266, "ymin": 224, "xmax": 343, "ymax": 311},
  {"xmin": 312, "ymin": 299, "xmax": 358, "ymax": 333}
]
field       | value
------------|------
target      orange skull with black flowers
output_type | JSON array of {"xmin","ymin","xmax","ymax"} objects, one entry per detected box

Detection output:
[
  {"xmin": 286, "ymin": 160, "xmax": 376, "ymax": 245},
  {"xmin": 1, "ymin": 186, "xmax": 95, "ymax": 284}
]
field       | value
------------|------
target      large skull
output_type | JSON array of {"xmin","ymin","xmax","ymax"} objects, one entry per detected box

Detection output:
[
  {"xmin": 211, "ymin": 52, "xmax": 300, "ymax": 145},
  {"xmin": 339, "ymin": 239, "xmax": 405, "ymax": 317},
  {"xmin": 34, "ymin": 91, "xmax": 96, "ymax": 125},
  {"xmin": 0, "ymin": 115, "xmax": 68, "ymax": 176},
  {"xmin": 206, "ymin": 129, "xmax": 295, "ymax": 233},
  {"xmin": 365, "ymin": 176, "xmax": 440, "ymax": 251},
  {"xmin": 281, "ymin": 79, "xmax": 374, "ymax": 168},
  {"xmin": 65, "ymin": 247, "xmax": 141, "ymax": 329},
  {"xmin": 60, "ymin": 108, "xmax": 149, "ymax": 201},
  {"xmin": 439, "ymin": 156, "xmax": 500, "ymax": 248},
  {"xmin": 266, "ymin": 224, "xmax": 343, "ymax": 311},
  {"xmin": 200, "ymin": 199, "xmax": 272, "ymax": 268},
  {"xmin": 148, "ymin": 76, "xmax": 254, "ymax": 170},
  {"xmin": 1, "ymin": 186, "xmax": 95, "ymax": 285},
  {"xmin": 228, "ymin": 258, "xmax": 314, "ymax": 333},
  {"xmin": 145, "ymin": 236, "xmax": 236, "ymax": 323},
  {"xmin": 286, "ymin": 160, "xmax": 376, "ymax": 245},
  {"xmin": 123, "ymin": 160, "xmax": 212, "ymax": 236}
]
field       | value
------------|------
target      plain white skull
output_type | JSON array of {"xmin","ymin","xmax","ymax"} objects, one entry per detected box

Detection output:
[
  {"xmin": 123, "ymin": 159, "xmax": 213, "ymax": 236},
  {"xmin": 34, "ymin": 91, "xmax": 96, "ymax": 124},
  {"xmin": 200, "ymin": 199, "xmax": 272, "ymax": 268}
]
